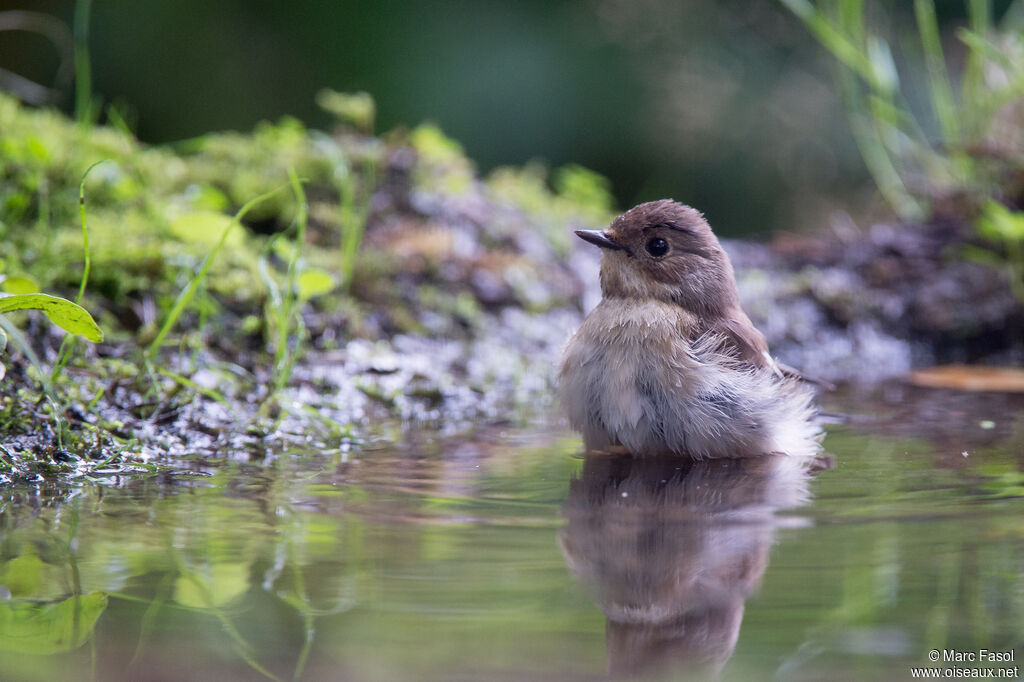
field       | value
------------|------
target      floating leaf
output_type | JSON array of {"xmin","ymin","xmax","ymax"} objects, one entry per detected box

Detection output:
[
  {"xmin": 909, "ymin": 365, "xmax": 1024, "ymax": 392},
  {"xmin": 0, "ymin": 294, "xmax": 103, "ymax": 342}
]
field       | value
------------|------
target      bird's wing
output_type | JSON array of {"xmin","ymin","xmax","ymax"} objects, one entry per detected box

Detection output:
[
  {"xmin": 711, "ymin": 316, "xmax": 775, "ymax": 370},
  {"xmin": 714, "ymin": 316, "xmax": 836, "ymax": 390}
]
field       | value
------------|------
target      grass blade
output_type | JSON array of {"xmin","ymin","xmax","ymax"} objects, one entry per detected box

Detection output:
[
  {"xmin": 145, "ymin": 182, "xmax": 291, "ymax": 360},
  {"xmin": 73, "ymin": 0, "xmax": 95, "ymax": 124},
  {"xmin": 962, "ymin": 0, "xmax": 991, "ymax": 135},
  {"xmin": 915, "ymin": 0, "xmax": 961, "ymax": 146},
  {"xmin": 53, "ymin": 159, "xmax": 107, "ymax": 382}
]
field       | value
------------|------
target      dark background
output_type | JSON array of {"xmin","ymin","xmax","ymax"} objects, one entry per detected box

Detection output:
[{"xmin": 0, "ymin": 0, "xmax": 1010, "ymax": 235}]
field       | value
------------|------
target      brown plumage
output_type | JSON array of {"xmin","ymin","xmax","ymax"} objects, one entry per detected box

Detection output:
[
  {"xmin": 581, "ymin": 200, "xmax": 774, "ymax": 369},
  {"xmin": 559, "ymin": 200, "xmax": 822, "ymax": 459}
]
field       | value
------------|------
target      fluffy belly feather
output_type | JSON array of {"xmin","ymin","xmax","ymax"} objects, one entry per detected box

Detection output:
[{"xmin": 559, "ymin": 300, "xmax": 820, "ymax": 459}]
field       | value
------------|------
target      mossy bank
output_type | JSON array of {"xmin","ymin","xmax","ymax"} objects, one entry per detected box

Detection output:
[
  {"xmin": 0, "ymin": 91, "xmax": 613, "ymax": 481},
  {"xmin": 2, "ymin": 89, "xmax": 1022, "ymax": 485}
]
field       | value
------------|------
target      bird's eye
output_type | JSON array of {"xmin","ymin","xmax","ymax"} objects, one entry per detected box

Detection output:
[{"xmin": 645, "ymin": 237, "xmax": 669, "ymax": 257}]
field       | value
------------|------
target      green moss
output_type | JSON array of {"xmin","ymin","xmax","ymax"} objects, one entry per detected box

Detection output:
[
  {"xmin": 487, "ymin": 161, "xmax": 614, "ymax": 255},
  {"xmin": 0, "ymin": 90, "xmax": 613, "ymax": 475},
  {"xmin": 409, "ymin": 123, "xmax": 476, "ymax": 196}
]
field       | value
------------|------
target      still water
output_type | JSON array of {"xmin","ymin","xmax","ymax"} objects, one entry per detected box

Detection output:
[{"xmin": 1, "ymin": 386, "xmax": 1022, "ymax": 681}]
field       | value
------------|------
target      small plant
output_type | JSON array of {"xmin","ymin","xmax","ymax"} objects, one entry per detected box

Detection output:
[
  {"xmin": 970, "ymin": 201, "xmax": 1024, "ymax": 301},
  {"xmin": 782, "ymin": 0, "xmax": 1024, "ymax": 220},
  {"xmin": 0, "ymin": 163, "xmax": 105, "ymax": 383},
  {"xmin": 0, "ymin": 290, "xmax": 102, "ymax": 382},
  {"xmin": 315, "ymin": 89, "xmax": 376, "ymax": 293},
  {"xmin": 73, "ymin": 0, "xmax": 98, "ymax": 124},
  {"xmin": 51, "ymin": 160, "xmax": 104, "ymax": 382},
  {"xmin": 0, "ymin": 164, "xmax": 104, "ymax": 455},
  {"xmin": 0, "ymin": 292, "xmax": 102, "ymax": 342},
  {"xmin": 144, "ymin": 182, "xmax": 291, "ymax": 362},
  {"xmin": 0, "ymin": 280, "xmax": 102, "ymax": 454},
  {"xmin": 336, "ymin": 158, "xmax": 372, "ymax": 294},
  {"xmin": 315, "ymin": 89, "xmax": 375, "ymax": 134},
  {"xmin": 258, "ymin": 170, "xmax": 335, "ymax": 395}
]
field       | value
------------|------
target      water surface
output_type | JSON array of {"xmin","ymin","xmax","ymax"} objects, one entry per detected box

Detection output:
[{"xmin": 1, "ymin": 386, "xmax": 1022, "ymax": 681}]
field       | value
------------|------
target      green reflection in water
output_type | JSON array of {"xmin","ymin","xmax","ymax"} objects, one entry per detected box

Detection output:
[
  {"xmin": 0, "ymin": 594, "xmax": 107, "ymax": 655},
  {"xmin": 0, "ymin": 419, "xmax": 1021, "ymax": 682}
]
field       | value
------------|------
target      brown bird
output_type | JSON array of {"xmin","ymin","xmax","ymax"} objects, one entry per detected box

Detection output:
[{"xmin": 559, "ymin": 200, "xmax": 822, "ymax": 459}]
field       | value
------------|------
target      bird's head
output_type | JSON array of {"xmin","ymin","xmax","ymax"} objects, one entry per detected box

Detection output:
[{"xmin": 575, "ymin": 200, "xmax": 738, "ymax": 316}]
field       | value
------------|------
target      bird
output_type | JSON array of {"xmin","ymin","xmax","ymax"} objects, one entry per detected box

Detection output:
[{"xmin": 558, "ymin": 199, "xmax": 822, "ymax": 459}]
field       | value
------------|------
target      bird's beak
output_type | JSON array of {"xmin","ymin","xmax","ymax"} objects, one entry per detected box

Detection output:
[{"xmin": 574, "ymin": 229, "xmax": 624, "ymax": 251}]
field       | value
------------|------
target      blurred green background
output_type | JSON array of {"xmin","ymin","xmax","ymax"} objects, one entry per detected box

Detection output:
[{"xmin": 0, "ymin": 0, "xmax": 1013, "ymax": 235}]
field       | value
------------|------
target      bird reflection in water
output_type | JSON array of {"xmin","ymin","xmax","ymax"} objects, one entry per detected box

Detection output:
[{"xmin": 560, "ymin": 453, "xmax": 816, "ymax": 680}]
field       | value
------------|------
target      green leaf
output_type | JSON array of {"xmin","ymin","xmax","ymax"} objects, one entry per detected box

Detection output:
[
  {"xmin": 174, "ymin": 562, "xmax": 250, "ymax": 609},
  {"xmin": 961, "ymin": 245, "xmax": 1004, "ymax": 267},
  {"xmin": 866, "ymin": 36, "xmax": 899, "ymax": 94},
  {"xmin": 979, "ymin": 201, "xmax": 1024, "ymax": 241},
  {"xmin": 0, "ymin": 294, "xmax": 104, "ymax": 342},
  {"xmin": 554, "ymin": 164, "xmax": 614, "ymax": 214},
  {"xmin": 296, "ymin": 268, "xmax": 336, "ymax": 301},
  {"xmin": 187, "ymin": 184, "xmax": 230, "ymax": 212},
  {"xmin": 957, "ymin": 28, "xmax": 1013, "ymax": 75},
  {"xmin": 316, "ymin": 89, "xmax": 375, "ymax": 132},
  {"xmin": 146, "ymin": 182, "xmax": 290, "ymax": 359},
  {"xmin": 0, "ymin": 593, "xmax": 107, "ymax": 654},
  {"xmin": 167, "ymin": 210, "xmax": 243, "ymax": 247},
  {"xmin": 0, "ymin": 554, "xmax": 45, "ymax": 596},
  {"xmin": 25, "ymin": 136, "xmax": 49, "ymax": 163},
  {"xmin": 0, "ymin": 276, "xmax": 40, "ymax": 295}
]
